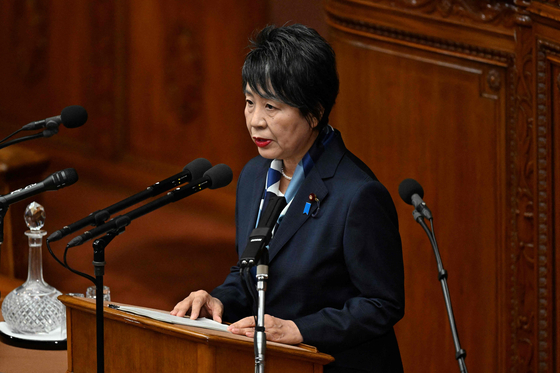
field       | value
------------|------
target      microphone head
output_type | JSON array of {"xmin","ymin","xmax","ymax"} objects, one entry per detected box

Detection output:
[
  {"xmin": 44, "ymin": 168, "xmax": 79, "ymax": 191},
  {"xmin": 183, "ymin": 158, "xmax": 212, "ymax": 180},
  {"xmin": 398, "ymin": 178, "xmax": 424, "ymax": 205},
  {"xmin": 61, "ymin": 105, "xmax": 88, "ymax": 129},
  {"xmin": 205, "ymin": 164, "xmax": 233, "ymax": 189}
]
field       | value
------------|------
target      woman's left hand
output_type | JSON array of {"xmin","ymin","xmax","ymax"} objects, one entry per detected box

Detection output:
[{"xmin": 227, "ymin": 314, "xmax": 303, "ymax": 345}]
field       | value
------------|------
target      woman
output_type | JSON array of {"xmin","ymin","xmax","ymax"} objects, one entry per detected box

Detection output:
[{"xmin": 172, "ymin": 24, "xmax": 405, "ymax": 372}]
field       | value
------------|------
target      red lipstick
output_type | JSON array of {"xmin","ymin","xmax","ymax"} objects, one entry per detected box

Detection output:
[{"xmin": 254, "ymin": 138, "xmax": 272, "ymax": 148}]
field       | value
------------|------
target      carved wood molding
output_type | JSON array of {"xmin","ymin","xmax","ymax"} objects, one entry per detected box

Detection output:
[
  {"xmin": 488, "ymin": 69, "xmax": 503, "ymax": 90},
  {"xmin": 534, "ymin": 37, "xmax": 558, "ymax": 373},
  {"xmin": 534, "ymin": 0, "xmax": 560, "ymax": 7},
  {"xmin": 328, "ymin": 12, "xmax": 512, "ymax": 63},
  {"xmin": 508, "ymin": 31, "xmax": 557, "ymax": 373},
  {"xmin": 509, "ymin": 24, "xmax": 535, "ymax": 372},
  {"xmin": 342, "ymin": 0, "xmax": 518, "ymax": 26}
]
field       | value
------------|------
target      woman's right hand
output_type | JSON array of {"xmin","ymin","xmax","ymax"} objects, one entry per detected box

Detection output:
[{"xmin": 170, "ymin": 290, "xmax": 224, "ymax": 323}]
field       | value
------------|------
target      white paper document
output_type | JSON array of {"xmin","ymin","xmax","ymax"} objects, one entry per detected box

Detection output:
[{"xmin": 110, "ymin": 305, "xmax": 229, "ymax": 333}]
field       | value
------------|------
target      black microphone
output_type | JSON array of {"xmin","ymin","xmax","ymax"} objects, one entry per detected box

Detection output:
[
  {"xmin": 0, "ymin": 168, "xmax": 79, "ymax": 207},
  {"xmin": 398, "ymin": 178, "xmax": 468, "ymax": 372},
  {"xmin": 22, "ymin": 106, "xmax": 88, "ymax": 132},
  {"xmin": 66, "ymin": 163, "xmax": 232, "ymax": 248},
  {"xmin": 398, "ymin": 178, "xmax": 432, "ymax": 219},
  {"xmin": 238, "ymin": 194, "xmax": 287, "ymax": 268},
  {"xmin": 47, "ymin": 158, "xmax": 212, "ymax": 242}
]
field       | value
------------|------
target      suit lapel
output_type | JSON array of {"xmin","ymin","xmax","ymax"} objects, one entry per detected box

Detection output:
[
  {"xmin": 268, "ymin": 168, "xmax": 328, "ymax": 262},
  {"xmin": 267, "ymin": 130, "xmax": 347, "ymax": 262}
]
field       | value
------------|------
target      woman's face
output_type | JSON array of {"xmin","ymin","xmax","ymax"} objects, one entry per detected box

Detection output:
[{"xmin": 244, "ymin": 85, "xmax": 318, "ymax": 166}]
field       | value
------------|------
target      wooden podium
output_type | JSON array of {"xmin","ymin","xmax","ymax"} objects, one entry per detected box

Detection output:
[{"xmin": 60, "ymin": 295, "xmax": 334, "ymax": 373}]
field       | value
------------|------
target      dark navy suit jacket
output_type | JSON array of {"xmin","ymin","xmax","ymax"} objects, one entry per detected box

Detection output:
[{"xmin": 211, "ymin": 130, "xmax": 404, "ymax": 372}]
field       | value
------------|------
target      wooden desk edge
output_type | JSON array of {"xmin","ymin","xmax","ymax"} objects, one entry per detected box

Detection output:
[{"xmin": 59, "ymin": 295, "xmax": 335, "ymax": 365}]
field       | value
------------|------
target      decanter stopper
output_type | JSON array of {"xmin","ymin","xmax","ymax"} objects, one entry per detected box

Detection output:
[
  {"xmin": 1, "ymin": 202, "xmax": 65, "ymax": 334},
  {"xmin": 24, "ymin": 201, "xmax": 46, "ymax": 231}
]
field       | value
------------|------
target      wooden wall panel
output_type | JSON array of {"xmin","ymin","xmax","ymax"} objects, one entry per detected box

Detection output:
[
  {"xmin": 326, "ymin": 0, "xmax": 559, "ymax": 372},
  {"xmin": 0, "ymin": 0, "xmax": 265, "ymax": 205},
  {"xmin": 0, "ymin": 0, "xmax": 266, "ymax": 304},
  {"xmin": 126, "ymin": 0, "xmax": 259, "ymax": 176},
  {"xmin": 330, "ymin": 28, "xmax": 507, "ymax": 373},
  {"xmin": 0, "ymin": 1, "xmax": 52, "ymax": 123}
]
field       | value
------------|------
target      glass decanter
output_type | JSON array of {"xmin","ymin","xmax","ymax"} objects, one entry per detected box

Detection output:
[{"xmin": 1, "ymin": 202, "xmax": 65, "ymax": 334}]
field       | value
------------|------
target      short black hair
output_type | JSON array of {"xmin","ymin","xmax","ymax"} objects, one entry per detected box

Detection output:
[{"xmin": 242, "ymin": 24, "xmax": 339, "ymax": 130}]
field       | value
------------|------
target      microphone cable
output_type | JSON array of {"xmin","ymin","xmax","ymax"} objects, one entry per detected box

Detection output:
[
  {"xmin": 64, "ymin": 240, "xmax": 97, "ymax": 284},
  {"xmin": 0, "ymin": 128, "xmax": 24, "ymax": 144},
  {"xmin": 240, "ymin": 267, "xmax": 259, "ymax": 317},
  {"xmin": 46, "ymin": 238, "xmax": 96, "ymax": 284}
]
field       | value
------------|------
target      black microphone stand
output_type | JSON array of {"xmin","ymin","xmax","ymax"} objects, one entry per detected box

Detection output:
[
  {"xmin": 0, "ymin": 130, "xmax": 56, "ymax": 150},
  {"xmin": 412, "ymin": 210, "xmax": 468, "ymax": 373},
  {"xmin": 90, "ymin": 227, "xmax": 124, "ymax": 373},
  {"xmin": 0, "ymin": 205, "xmax": 7, "ymax": 247},
  {"xmin": 0, "ymin": 206, "xmax": 7, "ymax": 298},
  {"xmin": 238, "ymin": 195, "xmax": 286, "ymax": 373},
  {"xmin": 52, "ymin": 165, "xmax": 231, "ymax": 373}
]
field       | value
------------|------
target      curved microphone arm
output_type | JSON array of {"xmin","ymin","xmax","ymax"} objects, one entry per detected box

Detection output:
[
  {"xmin": 0, "ymin": 132, "xmax": 50, "ymax": 150},
  {"xmin": 0, "ymin": 128, "xmax": 24, "ymax": 144},
  {"xmin": 413, "ymin": 212, "xmax": 468, "ymax": 373}
]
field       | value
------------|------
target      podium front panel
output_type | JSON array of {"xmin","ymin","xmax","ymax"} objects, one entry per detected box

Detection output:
[{"xmin": 61, "ymin": 296, "xmax": 334, "ymax": 373}]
